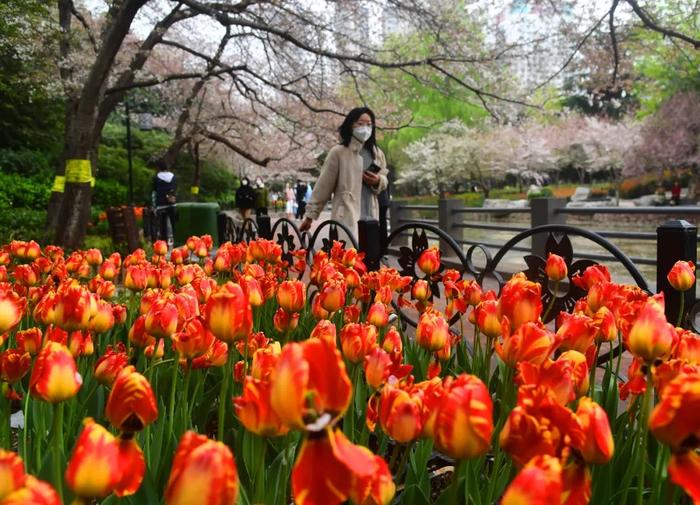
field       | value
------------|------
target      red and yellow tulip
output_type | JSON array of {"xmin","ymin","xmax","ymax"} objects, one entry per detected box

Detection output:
[
  {"xmin": 164, "ymin": 431, "xmax": 239, "ymax": 505},
  {"xmin": 65, "ymin": 418, "xmax": 145, "ymax": 499},
  {"xmin": 433, "ymin": 374, "xmax": 493, "ymax": 460},
  {"xmin": 270, "ymin": 338, "xmax": 351, "ymax": 430},
  {"xmin": 29, "ymin": 342, "xmax": 82, "ymax": 403},
  {"xmin": 105, "ymin": 366, "xmax": 158, "ymax": 433}
]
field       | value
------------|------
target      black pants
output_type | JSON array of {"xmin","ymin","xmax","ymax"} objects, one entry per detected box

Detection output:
[
  {"xmin": 153, "ymin": 206, "xmax": 176, "ymax": 242},
  {"xmin": 296, "ymin": 201, "xmax": 306, "ymax": 219}
]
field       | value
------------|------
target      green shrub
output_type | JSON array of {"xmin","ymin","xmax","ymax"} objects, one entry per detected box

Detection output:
[
  {"xmin": 0, "ymin": 172, "xmax": 51, "ymax": 209},
  {"xmin": 0, "ymin": 207, "xmax": 45, "ymax": 243},
  {"xmin": 0, "ymin": 148, "xmax": 53, "ymax": 176}
]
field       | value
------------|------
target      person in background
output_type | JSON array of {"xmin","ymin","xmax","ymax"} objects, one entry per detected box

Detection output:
[
  {"xmin": 285, "ymin": 183, "xmax": 296, "ymax": 219},
  {"xmin": 254, "ymin": 177, "xmax": 269, "ymax": 215},
  {"xmin": 295, "ymin": 179, "xmax": 308, "ymax": 219},
  {"xmin": 671, "ymin": 180, "xmax": 682, "ymax": 205},
  {"xmin": 235, "ymin": 177, "xmax": 257, "ymax": 220},
  {"xmin": 300, "ymin": 106, "xmax": 388, "ymax": 239},
  {"xmin": 150, "ymin": 159, "xmax": 177, "ymax": 246}
]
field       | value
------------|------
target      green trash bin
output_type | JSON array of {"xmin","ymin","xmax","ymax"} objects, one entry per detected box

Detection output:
[{"xmin": 174, "ymin": 202, "xmax": 220, "ymax": 246}]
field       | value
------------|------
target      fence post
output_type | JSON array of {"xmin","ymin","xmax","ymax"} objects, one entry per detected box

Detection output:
[
  {"xmin": 389, "ymin": 200, "xmax": 407, "ymax": 248},
  {"xmin": 256, "ymin": 214, "xmax": 272, "ymax": 239},
  {"xmin": 530, "ymin": 198, "xmax": 567, "ymax": 257},
  {"xmin": 656, "ymin": 220, "xmax": 697, "ymax": 327},
  {"xmin": 438, "ymin": 198, "xmax": 462, "ymax": 257},
  {"xmin": 358, "ymin": 219, "xmax": 381, "ymax": 271}
]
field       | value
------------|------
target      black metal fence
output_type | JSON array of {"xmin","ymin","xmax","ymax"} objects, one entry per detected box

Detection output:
[{"xmin": 218, "ymin": 198, "xmax": 699, "ymax": 336}]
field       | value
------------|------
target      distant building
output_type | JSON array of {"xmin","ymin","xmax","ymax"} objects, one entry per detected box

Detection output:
[{"xmin": 490, "ymin": 0, "xmax": 574, "ymax": 91}]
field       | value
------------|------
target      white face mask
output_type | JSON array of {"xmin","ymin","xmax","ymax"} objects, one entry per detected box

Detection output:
[{"xmin": 353, "ymin": 126, "xmax": 372, "ymax": 142}]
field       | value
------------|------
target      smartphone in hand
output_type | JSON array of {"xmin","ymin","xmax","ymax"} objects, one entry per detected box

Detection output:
[{"xmin": 366, "ymin": 162, "xmax": 381, "ymax": 174}]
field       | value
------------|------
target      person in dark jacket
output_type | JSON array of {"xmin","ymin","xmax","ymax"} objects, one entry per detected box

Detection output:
[
  {"xmin": 150, "ymin": 159, "xmax": 177, "ymax": 245},
  {"xmin": 235, "ymin": 177, "xmax": 257, "ymax": 219}
]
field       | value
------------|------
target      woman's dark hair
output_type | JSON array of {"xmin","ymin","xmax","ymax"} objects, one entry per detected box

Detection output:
[{"xmin": 338, "ymin": 107, "xmax": 376, "ymax": 158}]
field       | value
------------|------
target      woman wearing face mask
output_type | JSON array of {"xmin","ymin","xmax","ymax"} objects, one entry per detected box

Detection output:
[{"xmin": 300, "ymin": 107, "xmax": 388, "ymax": 239}]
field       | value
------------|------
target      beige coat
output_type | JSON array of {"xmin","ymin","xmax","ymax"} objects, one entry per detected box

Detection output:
[{"xmin": 305, "ymin": 137, "xmax": 388, "ymax": 239}]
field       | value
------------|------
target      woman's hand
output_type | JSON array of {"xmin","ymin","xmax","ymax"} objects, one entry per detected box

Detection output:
[
  {"xmin": 299, "ymin": 217, "xmax": 313, "ymax": 232},
  {"xmin": 362, "ymin": 171, "xmax": 379, "ymax": 187}
]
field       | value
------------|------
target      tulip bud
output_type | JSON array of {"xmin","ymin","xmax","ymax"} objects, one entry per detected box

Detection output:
[
  {"xmin": 367, "ymin": 302, "xmax": 389, "ymax": 328},
  {"xmin": 94, "ymin": 343, "xmax": 129, "ymax": 387},
  {"xmin": 0, "ymin": 350, "xmax": 31, "ymax": 384},
  {"xmin": 0, "ymin": 449, "xmax": 26, "ymax": 499},
  {"xmin": 165, "ymin": 432, "xmax": 239, "ymax": 505},
  {"xmin": 153, "ymin": 240, "xmax": 168, "ymax": 257},
  {"xmin": 545, "ymin": 253, "xmax": 567, "ymax": 282},
  {"xmin": 416, "ymin": 247, "xmax": 441, "ymax": 276},
  {"xmin": 0, "ymin": 285, "xmax": 27, "ymax": 334},
  {"xmin": 309, "ymin": 319, "xmax": 337, "ymax": 346},
  {"xmin": 105, "ymin": 366, "xmax": 158, "ymax": 433},
  {"xmin": 273, "ymin": 307, "xmax": 300, "ymax": 334},
  {"xmin": 411, "ymin": 279, "xmax": 431, "ymax": 302},
  {"xmin": 667, "ymin": 260, "xmax": 696, "ymax": 292},
  {"xmin": 319, "ymin": 278, "xmax": 346, "ymax": 313},
  {"xmin": 574, "ymin": 397, "xmax": 614, "ymax": 465},
  {"xmin": 628, "ymin": 294, "xmax": 677, "ymax": 362},
  {"xmin": 379, "ymin": 385, "xmax": 422, "ymax": 443},
  {"xmin": 66, "ymin": 418, "xmax": 145, "ymax": 499},
  {"xmin": 364, "ymin": 347, "xmax": 393, "ymax": 389},
  {"xmin": 203, "ymin": 283, "xmax": 253, "ymax": 343},
  {"xmin": 29, "ymin": 342, "xmax": 82, "ymax": 403},
  {"xmin": 85, "ymin": 248, "xmax": 103, "ymax": 266},
  {"xmin": 340, "ymin": 323, "xmax": 378, "ymax": 363},
  {"xmin": 15, "ymin": 327, "xmax": 43, "ymax": 356},
  {"xmin": 277, "ymin": 280, "xmax": 306, "ymax": 313},
  {"xmin": 433, "ymin": 374, "xmax": 493, "ymax": 460},
  {"xmin": 415, "ymin": 310, "xmax": 449, "ymax": 352},
  {"xmin": 144, "ymin": 298, "xmax": 179, "ymax": 339},
  {"xmin": 474, "ymin": 299, "xmax": 501, "ymax": 339}
]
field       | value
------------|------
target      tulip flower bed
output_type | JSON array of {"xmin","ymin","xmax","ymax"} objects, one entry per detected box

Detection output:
[{"xmin": 0, "ymin": 236, "xmax": 698, "ymax": 504}]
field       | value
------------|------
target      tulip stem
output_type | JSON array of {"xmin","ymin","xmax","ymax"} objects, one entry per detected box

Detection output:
[
  {"xmin": 589, "ymin": 342, "xmax": 601, "ymax": 401},
  {"xmin": 448, "ymin": 459, "xmax": 466, "ymax": 504},
  {"xmin": 636, "ymin": 371, "xmax": 653, "ymax": 505},
  {"xmin": 167, "ymin": 356, "xmax": 179, "ymax": 438},
  {"xmin": 182, "ymin": 361, "xmax": 192, "ymax": 430},
  {"xmin": 0, "ymin": 392, "xmax": 10, "ymax": 450},
  {"xmin": 542, "ymin": 280, "xmax": 559, "ymax": 322},
  {"xmin": 217, "ymin": 350, "xmax": 234, "ymax": 441},
  {"xmin": 22, "ymin": 387, "xmax": 30, "ymax": 468},
  {"xmin": 676, "ymin": 292, "xmax": 685, "ymax": 328},
  {"xmin": 51, "ymin": 402, "xmax": 65, "ymax": 500},
  {"xmin": 254, "ymin": 435, "xmax": 266, "ymax": 504}
]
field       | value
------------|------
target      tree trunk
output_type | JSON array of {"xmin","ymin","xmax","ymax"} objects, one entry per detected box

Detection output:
[
  {"xmin": 54, "ymin": 120, "xmax": 98, "ymax": 249},
  {"xmin": 191, "ymin": 142, "xmax": 201, "ymax": 201}
]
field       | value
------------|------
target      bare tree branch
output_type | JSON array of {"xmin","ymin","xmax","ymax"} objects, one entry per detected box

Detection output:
[
  {"xmin": 533, "ymin": 9, "xmax": 610, "ymax": 92},
  {"xmin": 201, "ymin": 130, "xmax": 276, "ymax": 166},
  {"xmin": 70, "ymin": 1, "xmax": 98, "ymax": 53},
  {"xmin": 625, "ymin": 0, "xmax": 700, "ymax": 48},
  {"xmin": 609, "ymin": 0, "xmax": 621, "ymax": 84}
]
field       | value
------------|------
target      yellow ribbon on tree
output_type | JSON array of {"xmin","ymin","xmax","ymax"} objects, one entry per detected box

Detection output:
[
  {"xmin": 190, "ymin": 186, "xmax": 200, "ymax": 195},
  {"xmin": 51, "ymin": 176, "xmax": 65, "ymax": 193},
  {"xmin": 64, "ymin": 159, "xmax": 92, "ymax": 184}
]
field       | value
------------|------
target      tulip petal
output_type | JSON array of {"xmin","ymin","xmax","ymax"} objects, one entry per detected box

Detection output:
[{"xmin": 669, "ymin": 451, "xmax": 700, "ymax": 504}]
